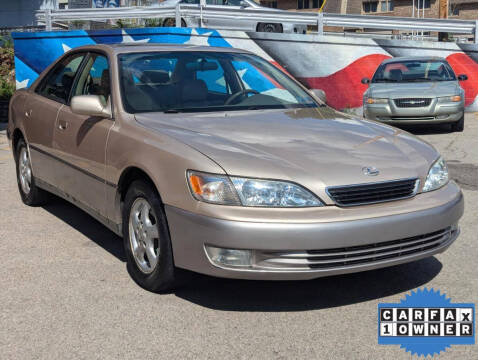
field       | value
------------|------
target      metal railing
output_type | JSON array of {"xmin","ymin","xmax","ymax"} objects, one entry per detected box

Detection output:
[{"xmin": 36, "ymin": 5, "xmax": 478, "ymax": 43}]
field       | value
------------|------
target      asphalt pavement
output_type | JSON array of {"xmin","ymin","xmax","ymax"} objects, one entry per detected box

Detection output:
[{"xmin": 0, "ymin": 115, "xmax": 477, "ymax": 359}]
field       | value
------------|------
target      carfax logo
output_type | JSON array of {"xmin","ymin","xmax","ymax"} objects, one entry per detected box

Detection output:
[{"xmin": 378, "ymin": 288, "xmax": 475, "ymax": 356}]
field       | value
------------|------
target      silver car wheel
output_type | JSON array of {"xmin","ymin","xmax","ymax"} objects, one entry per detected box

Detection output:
[
  {"xmin": 19, "ymin": 147, "xmax": 32, "ymax": 195},
  {"xmin": 263, "ymin": 23, "xmax": 277, "ymax": 32},
  {"xmin": 129, "ymin": 198, "xmax": 160, "ymax": 274}
]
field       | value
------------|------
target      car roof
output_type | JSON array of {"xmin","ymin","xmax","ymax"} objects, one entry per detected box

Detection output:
[
  {"xmin": 71, "ymin": 43, "xmax": 251, "ymax": 55},
  {"xmin": 381, "ymin": 56, "xmax": 447, "ymax": 64}
]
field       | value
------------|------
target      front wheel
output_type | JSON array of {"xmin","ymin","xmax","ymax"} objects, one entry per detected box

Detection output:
[
  {"xmin": 15, "ymin": 138, "xmax": 49, "ymax": 206},
  {"xmin": 450, "ymin": 115, "xmax": 464, "ymax": 132},
  {"xmin": 122, "ymin": 180, "xmax": 181, "ymax": 293}
]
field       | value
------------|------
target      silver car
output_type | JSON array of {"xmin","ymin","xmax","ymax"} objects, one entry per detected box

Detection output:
[
  {"xmin": 362, "ymin": 56, "xmax": 467, "ymax": 132},
  {"xmin": 158, "ymin": 0, "xmax": 307, "ymax": 33}
]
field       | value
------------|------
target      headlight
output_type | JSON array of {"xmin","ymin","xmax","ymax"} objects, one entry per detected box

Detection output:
[
  {"xmin": 231, "ymin": 177, "xmax": 323, "ymax": 207},
  {"xmin": 187, "ymin": 171, "xmax": 241, "ymax": 205},
  {"xmin": 422, "ymin": 157, "xmax": 449, "ymax": 192},
  {"xmin": 438, "ymin": 95, "xmax": 462, "ymax": 103},
  {"xmin": 187, "ymin": 171, "xmax": 323, "ymax": 207},
  {"xmin": 365, "ymin": 97, "xmax": 388, "ymax": 104}
]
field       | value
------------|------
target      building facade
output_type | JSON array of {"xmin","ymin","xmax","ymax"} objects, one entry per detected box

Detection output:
[
  {"xmin": 361, "ymin": 0, "xmax": 478, "ymax": 20},
  {"xmin": 263, "ymin": 0, "xmax": 478, "ymax": 21}
]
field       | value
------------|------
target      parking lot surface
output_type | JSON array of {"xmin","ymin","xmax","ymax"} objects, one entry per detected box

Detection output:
[{"xmin": 1, "ymin": 115, "xmax": 477, "ymax": 360}]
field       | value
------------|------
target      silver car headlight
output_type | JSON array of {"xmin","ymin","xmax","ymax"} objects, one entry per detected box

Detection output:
[
  {"xmin": 437, "ymin": 95, "xmax": 462, "ymax": 103},
  {"xmin": 422, "ymin": 157, "xmax": 449, "ymax": 192},
  {"xmin": 187, "ymin": 171, "xmax": 323, "ymax": 207},
  {"xmin": 365, "ymin": 97, "xmax": 388, "ymax": 104}
]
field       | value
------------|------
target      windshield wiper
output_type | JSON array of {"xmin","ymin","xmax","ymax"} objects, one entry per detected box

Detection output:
[
  {"xmin": 374, "ymin": 79, "xmax": 399, "ymax": 83},
  {"xmin": 163, "ymin": 108, "xmax": 182, "ymax": 113},
  {"xmin": 407, "ymin": 78, "xmax": 432, "ymax": 82}
]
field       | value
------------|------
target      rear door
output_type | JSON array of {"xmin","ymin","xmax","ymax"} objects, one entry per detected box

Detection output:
[
  {"xmin": 24, "ymin": 52, "xmax": 86, "ymax": 188},
  {"xmin": 52, "ymin": 52, "xmax": 114, "ymax": 217}
]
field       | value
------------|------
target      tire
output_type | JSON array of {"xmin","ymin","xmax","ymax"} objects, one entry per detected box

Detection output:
[
  {"xmin": 162, "ymin": 18, "xmax": 187, "ymax": 28},
  {"xmin": 122, "ymin": 180, "xmax": 181, "ymax": 293},
  {"xmin": 257, "ymin": 23, "xmax": 283, "ymax": 33},
  {"xmin": 15, "ymin": 138, "xmax": 49, "ymax": 206},
  {"xmin": 451, "ymin": 115, "xmax": 464, "ymax": 132}
]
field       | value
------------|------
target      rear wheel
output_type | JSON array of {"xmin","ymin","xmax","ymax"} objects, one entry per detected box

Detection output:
[
  {"xmin": 122, "ymin": 180, "xmax": 181, "ymax": 293},
  {"xmin": 257, "ymin": 23, "xmax": 283, "ymax": 33},
  {"xmin": 451, "ymin": 115, "xmax": 464, "ymax": 132},
  {"xmin": 15, "ymin": 138, "xmax": 49, "ymax": 206}
]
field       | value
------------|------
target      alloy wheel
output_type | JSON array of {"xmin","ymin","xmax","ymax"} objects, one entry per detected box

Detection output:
[
  {"xmin": 128, "ymin": 198, "xmax": 160, "ymax": 274},
  {"xmin": 19, "ymin": 147, "xmax": 32, "ymax": 195}
]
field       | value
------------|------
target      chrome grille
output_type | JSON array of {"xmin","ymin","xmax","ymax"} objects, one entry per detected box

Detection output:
[
  {"xmin": 394, "ymin": 98, "xmax": 432, "ymax": 108},
  {"xmin": 258, "ymin": 227, "xmax": 453, "ymax": 270},
  {"xmin": 326, "ymin": 178, "xmax": 419, "ymax": 207},
  {"xmin": 390, "ymin": 116, "xmax": 436, "ymax": 121}
]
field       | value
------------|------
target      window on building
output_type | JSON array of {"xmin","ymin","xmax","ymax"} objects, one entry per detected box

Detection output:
[
  {"xmin": 415, "ymin": 0, "xmax": 430, "ymax": 9},
  {"xmin": 449, "ymin": 4, "xmax": 459, "ymax": 16},
  {"xmin": 298, "ymin": 0, "xmax": 323, "ymax": 9},
  {"xmin": 261, "ymin": 0, "xmax": 278, "ymax": 8},
  {"xmin": 380, "ymin": 0, "xmax": 393, "ymax": 12},
  {"xmin": 363, "ymin": 1, "xmax": 378, "ymax": 13}
]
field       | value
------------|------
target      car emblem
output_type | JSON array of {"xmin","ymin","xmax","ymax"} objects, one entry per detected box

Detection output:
[{"xmin": 362, "ymin": 166, "xmax": 380, "ymax": 176}]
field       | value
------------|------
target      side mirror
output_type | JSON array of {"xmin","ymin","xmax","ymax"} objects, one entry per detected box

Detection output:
[
  {"xmin": 309, "ymin": 89, "xmax": 326, "ymax": 104},
  {"xmin": 240, "ymin": 0, "xmax": 250, "ymax": 7},
  {"xmin": 458, "ymin": 74, "xmax": 468, "ymax": 81},
  {"xmin": 71, "ymin": 95, "xmax": 112, "ymax": 118},
  {"xmin": 361, "ymin": 77, "xmax": 371, "ymax": 84}
]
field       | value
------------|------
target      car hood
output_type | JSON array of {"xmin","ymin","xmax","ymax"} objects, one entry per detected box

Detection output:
[
  {"xmin": 135, "ymin": 107, "xmax": 439, "ymax": 199},
  {"xmin": 367, "ymin": 81, "xmax": 461, "ymax": 98}
]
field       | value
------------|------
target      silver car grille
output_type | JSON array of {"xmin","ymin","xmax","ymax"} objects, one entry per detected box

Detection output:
[
  {"xmin": 256, "ymin": 227, "xmax": 453, "ymax": 270},
  {"xmin": 326, "ymin": 178, "xmax": 419, "ymax": 207},
  {"xmin": 394, "ymin": 98, "xmax": 432, "ymax": 108}
]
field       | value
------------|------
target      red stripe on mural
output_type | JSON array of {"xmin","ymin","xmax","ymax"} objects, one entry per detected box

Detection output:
[
  {"xmin": 446, "ymin": 53, "xmax": 478, "ymax": 107},
  {"xmin": 298, "ymin": 54, "xmax": 390, "ymax": 109}
]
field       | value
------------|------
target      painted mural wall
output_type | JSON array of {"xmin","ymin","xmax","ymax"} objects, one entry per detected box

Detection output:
[{"xmin": 12, "ymin": 28, "xmax": 478, "ymax": 112}]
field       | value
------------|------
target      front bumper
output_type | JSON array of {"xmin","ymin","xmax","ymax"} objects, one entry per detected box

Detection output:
[
  {"xmin": 364, "ymin": 98, "xmax": 464, "ymax": 125},
  {"xmin": 166, "ymin": 182, "xmax": 463, "ymax": 280}
]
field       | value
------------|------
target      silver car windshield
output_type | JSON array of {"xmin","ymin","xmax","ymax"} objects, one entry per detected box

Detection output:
[
  {"xmin": 118, "ymin": 51, "xmax": 317, "ymax": 113},
  {"xmin": 372, "ymin": 60, "xmax": 457, "ymax": 83}
]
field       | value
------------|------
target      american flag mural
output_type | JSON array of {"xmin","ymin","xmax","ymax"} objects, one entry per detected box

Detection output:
[{"xmin": 11, "ymin": 27, "xmax": 478, "ymax": 112}]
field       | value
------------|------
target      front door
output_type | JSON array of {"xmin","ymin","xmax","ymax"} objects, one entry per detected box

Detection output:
[{"xmin": 52, "ymin": 52, "xmax": 114, "ymax": 217}]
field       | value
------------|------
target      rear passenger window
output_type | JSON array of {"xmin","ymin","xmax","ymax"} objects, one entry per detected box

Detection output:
[{"xmin": 36, "ymin": 53, "xmax": 85, "ymax": 104}]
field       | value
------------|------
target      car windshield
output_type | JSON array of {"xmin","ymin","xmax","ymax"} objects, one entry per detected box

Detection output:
[
  {"xmin": 118, "ymin": 51, "xmax": 317, "ymax": 113},
  {"xmin": 372, "ymin": 60, "xmax": 456, "ymax": 83}
]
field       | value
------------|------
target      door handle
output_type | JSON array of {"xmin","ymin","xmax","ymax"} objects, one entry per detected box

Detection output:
[{"xmin": 58, "ymin": 120, "xmax": 69, "ymax": 130}]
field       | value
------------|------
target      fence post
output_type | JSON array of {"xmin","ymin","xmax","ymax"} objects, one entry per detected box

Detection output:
[
  {"xmin": 475, "ymin": 19, "xmax": 478, "ymax": 44},
  {"xmin": 317, "ymin": 12, "xmax": 324, "ymax": 36},
  {"xmin": 200, "ymin": 0, "xmax": 206, "ymax": 28},
  {"xmin": 175, "ymin": 3, "xmax": 181, "ymax": 27},
  {"xmin": 45, "ymin": 9, "xmax": 52, "ymax": 31}
]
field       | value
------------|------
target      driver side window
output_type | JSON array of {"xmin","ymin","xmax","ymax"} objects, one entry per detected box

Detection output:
[
  {"xmin": 72, "ymin": 53, "xmax": 110, "ymax": 106},
  {"xmin": 36, "ymin": 53, "xmax": 85, "ymax": 104}
]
